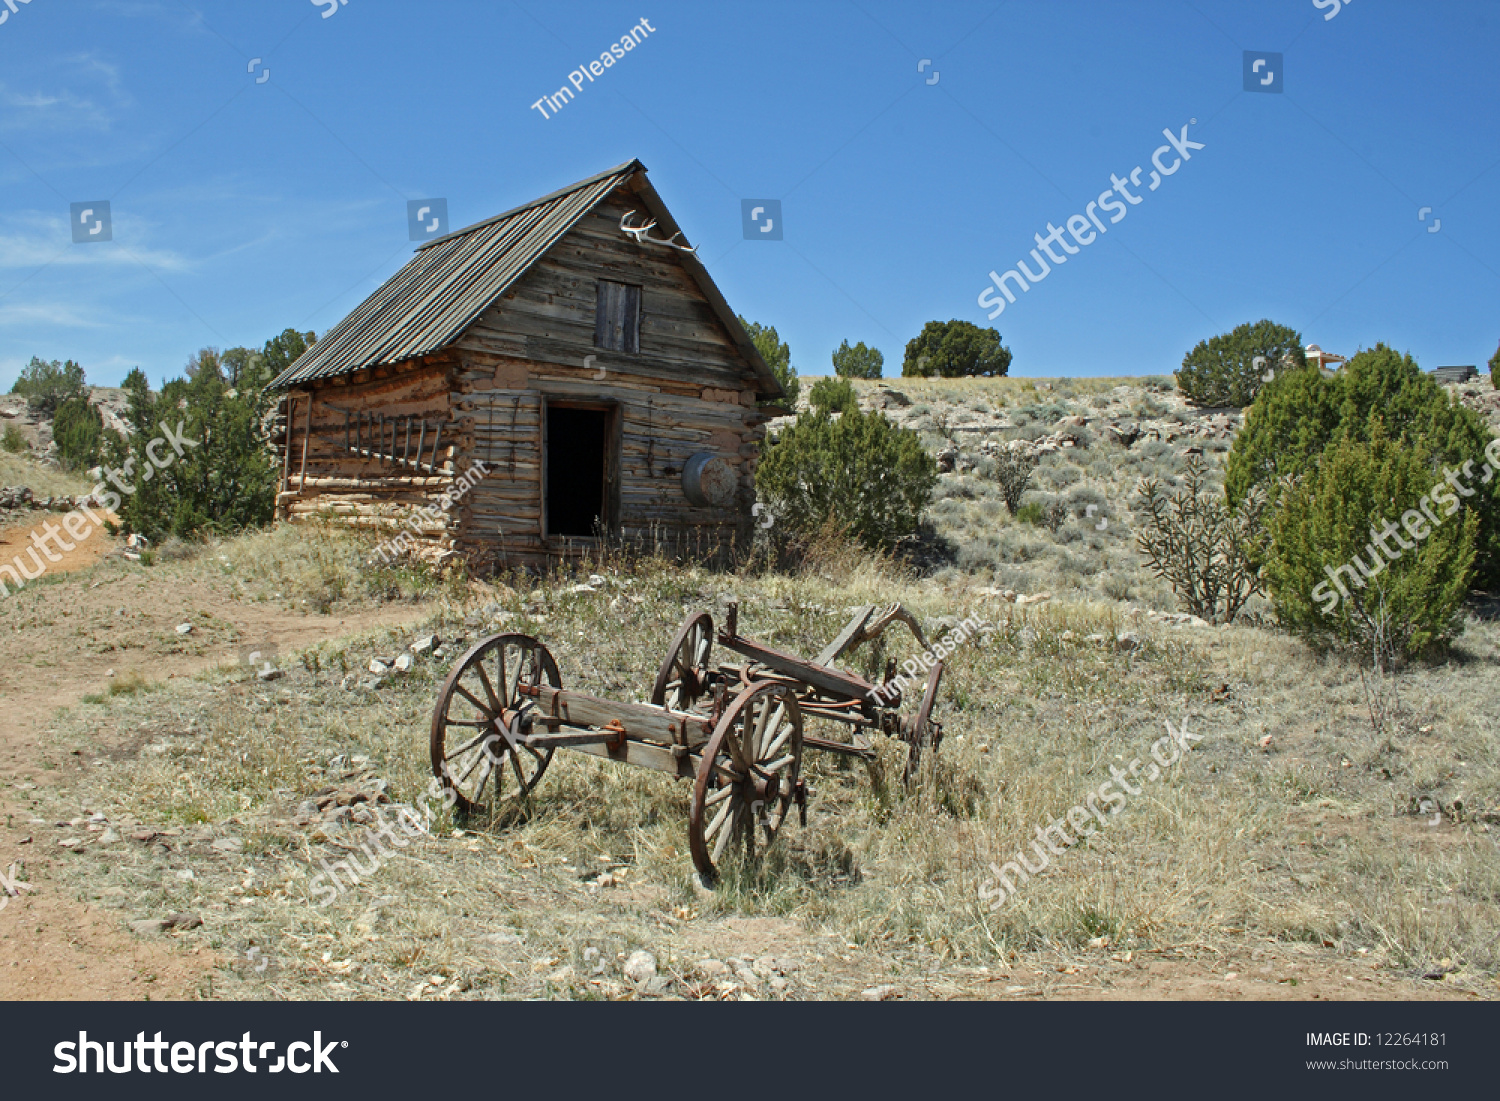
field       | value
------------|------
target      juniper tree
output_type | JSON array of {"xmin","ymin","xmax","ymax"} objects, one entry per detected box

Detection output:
[
  {"xmin": 1262, "ymin": 427, "xmax": 1476, "ymax": 659},
  {"xmin": 902, "ymin": 319, "xmax": 1011, "ymax": 378},
  {"xmin": 1227, "ymin": 342, "xmax": 1499, "ymax": 585},
  {"xmin": 756, "ymin": 406, "xmax": 936, "ymax": 552},
  {"xmin": 737, "ymin": 317, "xmax": 799, "ymax": 406},
  {"xmin": 831, "ymin": 339, "xmax": 884, "ymax": 379},
  {"xmin": 1175, "ymin": 319, "xmax": 1305, "ymax": 407}
]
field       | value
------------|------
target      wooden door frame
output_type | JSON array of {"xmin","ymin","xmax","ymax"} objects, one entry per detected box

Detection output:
[{"xmin": 539, "ymin": 395, "xmax": 621, "ymax": 545}]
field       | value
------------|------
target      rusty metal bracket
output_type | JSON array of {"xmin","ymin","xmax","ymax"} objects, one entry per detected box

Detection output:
[
  {"xmin": 793, "ymin": 780, "xmax": 808, "ymax": 828},
  {"xmin": 601, "ymin": 718, "xmax": 627, "ymax": 753}
]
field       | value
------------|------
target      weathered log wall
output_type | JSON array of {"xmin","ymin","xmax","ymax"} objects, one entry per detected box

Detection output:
[
  {"xmin": 277, "ymin": 362, "xmax": 465, "ymax": 558},
  {"xmin": 282, "ymin": 185, "xmax": 769, "ymax": 569}
]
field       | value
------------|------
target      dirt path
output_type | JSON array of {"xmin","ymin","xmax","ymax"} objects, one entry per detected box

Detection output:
[
  {"xmin": 0, "ymin": 512, "xmax": 117, "ymax": 588},
  {"xmin": 0, "ymin": 529, "xmax": 430, "ymax": 1000}
]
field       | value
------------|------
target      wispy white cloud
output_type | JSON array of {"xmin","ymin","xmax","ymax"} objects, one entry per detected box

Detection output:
[
  {"xmin": 0, "ymin": 301, "xmax": 109, "ymax": 328},
  {"xmin": 0, "ymin": 52, "xmax": 133, "ymax": 133},
  {"xmin": 0, "ymin": 211, "xmax": 193, "ymax": 272}
]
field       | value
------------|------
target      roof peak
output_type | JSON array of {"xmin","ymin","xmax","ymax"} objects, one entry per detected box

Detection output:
[{"xmin": 416, "ymin": 159, "xmax": 645, "ymax": 251}]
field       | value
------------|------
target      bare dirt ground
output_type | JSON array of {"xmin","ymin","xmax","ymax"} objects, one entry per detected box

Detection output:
[{"xmin": 0, "ymin": 519, "xmax": 426, "ymax": 999}]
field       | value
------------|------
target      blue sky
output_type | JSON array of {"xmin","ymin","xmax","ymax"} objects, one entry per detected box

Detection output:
[{"xmin": 1, "ymin": 0, "xmax": 1496, "ymax": 390}]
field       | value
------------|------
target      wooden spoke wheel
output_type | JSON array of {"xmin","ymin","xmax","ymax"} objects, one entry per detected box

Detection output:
[
  {"xmin": 651, "ymin": 612, "xmax": 714, "ymax": 713},
  {"xmin": 689, "ymin": 681, "xmax": 803, "ymax": 883},
  {"xmin": 430, "ymin": 633, "xmax": 560, "ymax": 816},
  {"xmin": 902, "ymin": 660, "xmax": 944, "ymax": 784}
]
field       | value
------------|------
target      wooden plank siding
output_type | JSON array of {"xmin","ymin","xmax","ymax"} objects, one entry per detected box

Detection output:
[{"xmin": 281, "ymin": 184, "xmax": 769, "ymax": 570}]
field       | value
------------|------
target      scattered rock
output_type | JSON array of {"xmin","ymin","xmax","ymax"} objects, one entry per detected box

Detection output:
[
  {"xmin": 1114, "ymin": 632, "xmax": 1141, "ymax": 652},
  {"xmin": 369, "ymin": 658, "xmax": 391, "ymax": 675},
  {"xmin": 409, "ymin": 635, "xmax": 438, "ymax": 655},
  {"xmin": 256, "ymin": 667, "xmax": 284, "ymax": 682},
  {"xmin": 861, "ymin": 984, "xmax": 900, "ymax": 1001},
  {"xmin": 129, "ymin": 912, "xmax": 201, "ymax": 937},
  {"xmin": 623, "ymin": 950, "xmax": 658, "ymax": 985},
  {"xmin": 478, "ymin": 931, "xmax": 523, "ymax": 948},
  {"xmin": 394, "ymin": 653, "xmax": 415, "ymax": 674},
  {"xmin": 175, "ymin": 623, "xmax": 193, "ymax": 636},
  {"xmin": 695, "ymin": 958, "xmax": 730, "ymax": 977}
]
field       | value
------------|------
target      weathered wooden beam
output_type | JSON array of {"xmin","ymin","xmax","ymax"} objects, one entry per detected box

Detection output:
[
  {"xmin": 566, "ymin": 738, "xmax": 701, "ymax": 780},
  {"xmin": 816, "ymin": 606, "xmax": 876, "ymax": 667},
  {"xmin": 280, "ymin": 394, "xmax": 296, "ymax": 500},
  {"xmin": 299, "ymin": 393, "xmax": 312, "ymax": 490},
  {"xmin": 516, "ymin": 684, "xmax": 713, "ymax": 749}
]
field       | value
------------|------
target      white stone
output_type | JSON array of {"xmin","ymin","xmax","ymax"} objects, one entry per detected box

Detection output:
[{"xmin": 623, "ymin": 950, "xmax": 657, "ymax": 985}]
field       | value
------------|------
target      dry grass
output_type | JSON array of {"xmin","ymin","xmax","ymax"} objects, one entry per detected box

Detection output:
[
  {"xmin": 201, "ymin": 520, "xmax": 468, "ymax": 612},
  {"xmin": 0, "ymin": 452, "xmax": 92, "ymax": 499},
  {"xmin": 28, "ymin": 526, "xmax": 1500, "ymax": 999}
]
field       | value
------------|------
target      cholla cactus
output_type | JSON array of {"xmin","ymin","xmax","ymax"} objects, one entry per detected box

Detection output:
[{"xmin": 1135, "ymin": 456, "xmax": 1266, "ymax": 624}]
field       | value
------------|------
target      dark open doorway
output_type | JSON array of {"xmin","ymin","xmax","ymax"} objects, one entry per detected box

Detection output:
[{"xmin": 545, "ymin": 404, "xmax": 612, "ymax": 538}]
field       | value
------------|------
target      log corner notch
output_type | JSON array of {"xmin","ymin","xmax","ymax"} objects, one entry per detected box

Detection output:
[{"xmin": 275, "ymin": 390, "xmax": 314, "ymax": 518}]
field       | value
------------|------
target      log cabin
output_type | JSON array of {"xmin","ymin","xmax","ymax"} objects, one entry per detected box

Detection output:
[{"xmin": 268, "ymin": 159, "xmax": 785, "ymax": 571}]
